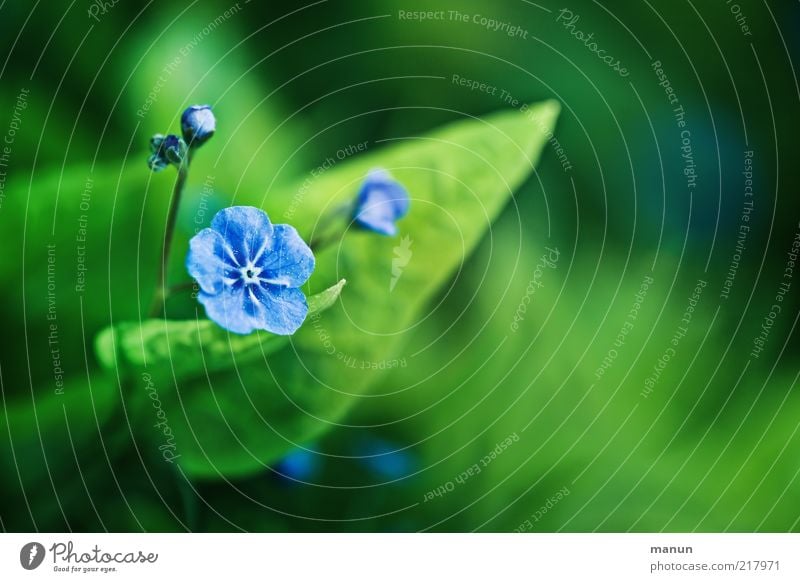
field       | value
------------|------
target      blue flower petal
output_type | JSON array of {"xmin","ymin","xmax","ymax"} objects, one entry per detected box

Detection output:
[
  {"xmin": 354, "ymin": 192, "xmax": 401, "ymax": 236},
  {"xmin": 198, "ymin": 283, "xmax": 308, "ymax": 336},
  {"xmin": 210, "ymin": 206, "xmax": 274, "ymax": 265},
  {"xmin": 256, "ymin": 225, "xmax": 315, "ymax": 287},
  {"xmin": 197, "ymin": 286, "xmax": 252, "ymax": 334},
  {"xmin": 186, "ymin": 228, "xmax": 240, "ymax": 294},
  {"xmin": 353, "ymin": 169, "xmax": 410, "ymax": 236},
  {"xmin": 247, "ymin": 285, "xmax": 309, "ymax": 335}
]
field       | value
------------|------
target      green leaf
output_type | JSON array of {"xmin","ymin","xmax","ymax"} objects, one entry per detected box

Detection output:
[
  {"xmin": 109, "ymin": 101, "xmax": 559, "ymax": 479},
  {"xmin": 307, "ymin": 278, "xmax": 347, "ymax": 313},
  {"xmin": 96, "ymin": 279, "xmax": 347, "ymax": 382}
]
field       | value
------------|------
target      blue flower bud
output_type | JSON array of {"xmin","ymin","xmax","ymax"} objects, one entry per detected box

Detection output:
[
  {"xmin": 352, "ymin": 169, "xmax": 410, "ymax": 236},
  {"xmin": 147, "ymin": 133, "xmax": 186, "ymax": 171},
  {"xmin": 163, "ymin": 134, "xmax": 187, "ymax": 164},
  {"xmin": 147, "ymin": 134, "xmax": 168, "ymax": 171},
  {"xmin": 181, "ymin": 104, "xmax": 215, "ymax": 147}
]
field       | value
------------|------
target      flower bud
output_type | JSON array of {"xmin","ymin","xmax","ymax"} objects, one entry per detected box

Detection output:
[
  {"xmin": 147, "ymin": 133, "xmax": 186, "ymax": 171},
  {"xmin": 163, "ymin": 134, "xmax": 187, "ymax": 165},
  {"xmin": 352, "ymin": 169, "xmax": 410, "ymax": 236},
  {"xmin": 181, "ymin": 104, "xmax": 215, "ymax": 147}
]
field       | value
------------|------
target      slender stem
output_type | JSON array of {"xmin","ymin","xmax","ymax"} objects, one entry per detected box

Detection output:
[
  {"xmin": 176, "ymin": 468, "xmax": 200, "ymax": 532},
  {"xmin": 149, "ymin": 153, "xmax": 192, "ymax": 317}
]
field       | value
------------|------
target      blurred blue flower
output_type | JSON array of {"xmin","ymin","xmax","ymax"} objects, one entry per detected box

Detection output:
[
  {"xmin": 352, "ymin": 169, "xmax": 410, "ymax": 236},
  {"xmin": 274, "ymin": 448, "xmax": 321, "ymax": 482},
  {"xmin": 186, "ymin": 206, "xmax": 315, "ymax": 335},
  {"xmin": 181, "ymin": 104, "xmax": 216, "ymax": 147},
  {"xmin": 356, "ymin": 437, "xmax": 416, "ymax": 480},
  {"xmin": 147, "ymin": 133, "xmax": 186, "ymax": 171}
]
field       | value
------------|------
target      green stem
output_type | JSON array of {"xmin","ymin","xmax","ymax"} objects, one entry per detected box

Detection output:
[
  {"xmin": 308, "ymin": 201, "xmax": 353, "ymax": 251},
  {"xmin": 149, "ymin": 154, "xmax": 192, "ymax": 317},
  {"xmin": 309, "ymin": 230, "xmax": 341, "ymax": 253},
  {"xmin": 175, "ymin": 468, "xmax": 200, "ymax": 532}
]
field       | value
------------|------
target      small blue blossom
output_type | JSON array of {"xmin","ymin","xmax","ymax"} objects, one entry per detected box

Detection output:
[
  {"xmin": 186, "ymin": 206, "xmax": 315, "ymax": 335},
  {"xmin": 274, "ymin": 448, "xmax": 321, "ymax": 482},
  {"xmin": 181, "ymin": 104, "xmax": 216, "ymax": 147},
  {"xmin": 352, "ymin": 169, "xmax": 410, "ymax": 236},
  {"xmin": 355, "ymin": 437, "xmax": 416, "ymax": 480},
  {"xmin": 147, "ymin": 134, "xmax": 186, "ymax": 171}
]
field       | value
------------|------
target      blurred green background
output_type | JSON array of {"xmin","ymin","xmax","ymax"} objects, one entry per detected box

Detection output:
[{"xmin": 1, "ymin": 0, "xmax": 799, "ymax": 532}]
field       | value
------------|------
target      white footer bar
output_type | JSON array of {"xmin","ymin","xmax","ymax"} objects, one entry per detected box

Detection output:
[{"xmin": 1, "ymin": 533, "xmax": 797, "ymax": 581}]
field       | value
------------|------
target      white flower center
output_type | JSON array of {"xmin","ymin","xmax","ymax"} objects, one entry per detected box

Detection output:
[{"xmin": 240, "ymin": 263, "xmax": 262, "ymax": 285}]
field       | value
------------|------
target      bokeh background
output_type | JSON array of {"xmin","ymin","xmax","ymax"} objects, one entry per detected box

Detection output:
[{"xmin": 1, "ymin": 0, "xmax": 799, "ymax": 532}]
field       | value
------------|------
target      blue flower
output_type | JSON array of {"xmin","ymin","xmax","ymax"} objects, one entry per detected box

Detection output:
[
  {"xmin": 181, "ymin": 104, "xmax": 216, "ymax": 147},
  {"xmin": 186, "ymin": 206, "xmax": 315, "ymax": 335},
  {"xmin": 355, "ymin": 436, "xmax": 416, "ymax": 480},
  {"xmin": 352, "ymin": 169, "xmax": 410, "ymax": 236},
  {"xmin": 147, "ymin": 134, "xmax": 186, "ymax": 171},
  {"xmin": 274, "ymin": 448, "xmax": 321, "ymax": 482}
]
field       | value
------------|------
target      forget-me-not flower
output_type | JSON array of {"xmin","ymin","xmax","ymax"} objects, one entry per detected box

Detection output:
[
  {"xmin": 186, "ymin": 206, "xmax": 315, "ymax": 335},
  {"xmin": 181, "ymin": 105, "xmax": 216, "ymax": 147},
  {"xmin": 352, "ymin": 169, "xmax": 410, "ymax": 236}
]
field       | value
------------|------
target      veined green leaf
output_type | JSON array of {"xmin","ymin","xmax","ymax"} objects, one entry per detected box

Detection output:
[
  {"xmin": 108, "ymin": 101, "xmax": 559, "ymax": 479},
  {"xmin": 95, "ymin": 279, "xmax": 347, "ymax": 382}
]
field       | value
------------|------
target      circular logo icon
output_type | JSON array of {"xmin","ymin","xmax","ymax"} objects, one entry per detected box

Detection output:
[{"xmin": 20, "ymin": 542, "xmax": 45, "ymax": 570}]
